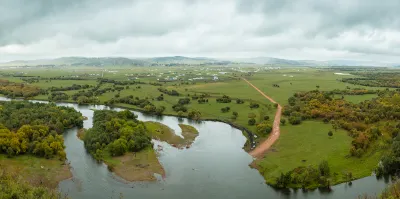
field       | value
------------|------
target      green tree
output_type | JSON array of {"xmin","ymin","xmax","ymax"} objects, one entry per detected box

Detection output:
[{"xmin": 248, "ymin": 118, "xmax": 256, "ymax": 126}]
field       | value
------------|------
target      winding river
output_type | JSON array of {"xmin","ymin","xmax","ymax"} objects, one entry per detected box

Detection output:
[{"xmin": 1, "ymin": 97, "xmax": 391, "ymax": 198}]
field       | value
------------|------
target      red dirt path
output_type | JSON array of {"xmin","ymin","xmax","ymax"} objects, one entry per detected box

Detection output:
[{"xmin": 242, "ymin": 78, "xmax": 282, "ymax": 158}]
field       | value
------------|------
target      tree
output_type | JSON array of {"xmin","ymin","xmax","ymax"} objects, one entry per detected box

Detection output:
[
  {"xmin": 263, "ymin": 116, "xmax": 270, "ymax": 121},
  {"xmin": 328, "ymin": 130, "xmax": 333, "ymax": 137},
  {"xmin": 256, "ymin": 122, "xmax": 272, "ymax": 134},
  {"xmin": 188, "ymin": 110, "xmax": 201, "ymax": 121},
  {"xmin": 109, "ymin": 138, "xmax": 128, "ymax": 156},
  {"xmin": 318, "ymin": 160, "xmax": 330, "ymax": 176},
  {"xmin": 177, "ymin": 111, "xmax": 185, "ymax": 118},
  {"xmin": 248, "ymin": 118, "xmax": 256, "ymax": 126},
  {"xmin": 280, "ymin": 119, "xmax": 286, "ymax": 125},
  {"xmin": 289, "ymin": 116, "xmax": 301, "ymax": 125}
]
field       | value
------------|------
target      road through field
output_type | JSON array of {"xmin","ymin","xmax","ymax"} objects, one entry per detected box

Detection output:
[{"xmin": 242, "ymin": 78, "xmax": 282, "ymax": 158}]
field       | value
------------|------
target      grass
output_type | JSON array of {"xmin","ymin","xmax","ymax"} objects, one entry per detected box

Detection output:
[
  {"xmin": 144, "ymin": 122, "xmax": 199, "ymax": 148},
  {"xmin": 0, "ymin": 155, "xmax": 71, "ymax": 188},
  {"xmin": 253, "ymin": 121, "xmax": 386, "ymax": 185},
  {"xmin": 179, "ymin": 123, "xmax": 199, "ymax": 147},
  {"xmin": 77, "ymin": 128, "xmax": 86, "ymax": 140},
  {"xmin": 102, "ymin": 147, "xmax": 165, "ymax": 182},
  {"xmin": 340, "ymin": 94, "xmax": 378, "ymax": 104}
]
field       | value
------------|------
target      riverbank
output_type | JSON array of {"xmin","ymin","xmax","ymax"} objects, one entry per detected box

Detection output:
[
  {"xmin": 251, "ymin": 121, "xmax": 386, "ymax": 189},
  {"xmin": 145, "ymin": 122, "xmax": 199, "ymax": 149},
  {"xmin": 77, "ymin": 128, "xmax": 86, "ymax": 140},
  {"xmin": 103, "ymin": 147, "xmax": 166, "ymax": 182},
  {"xmin": 0, "ymin": 155, "xmax": 72, "ymax": 189}
]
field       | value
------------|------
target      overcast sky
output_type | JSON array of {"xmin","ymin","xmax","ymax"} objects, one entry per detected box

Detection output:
[{"xmin": 1, "ymin": 0, "xmax": 400, "ymax": 62}]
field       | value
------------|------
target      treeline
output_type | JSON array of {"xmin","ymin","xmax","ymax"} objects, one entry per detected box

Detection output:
[
  {"xmin": 158, "ymin": 88, "xmax": 179, "ymax": 96},
  {"xmin": 48, "ymin": 84, "xmax": 91, "ymax": 92},
  {"xmin": 329, "ymin": 88, "xmax": 377, "ymax": 95},
  {"xmin": 97, "ymin": 78, "xmax": 145, "ymax": 85},
  {"xmin": 0, "ymin": 80, "xmax": 44, "ymax": 98},
  {"xmin": 341, "ymin": 72, "xmax": 400, "ymax": 88},
  {"xmin": 83, "ymin": 110, "xmax": 152, "ymax": 161},
  {"xmin": 284, "ymin": 90, "xmax": 400, "ymax": 157},
  {"xmin": 273, "ymin": 161, "xmax": 336, "ymax": 189},
  {"xmin": 0, "ymin": 101, "xmax": 83, "ymax": 160},
  {"xmin": 105, "ymin": 95, "xmax": 165, "ymax": 115}
]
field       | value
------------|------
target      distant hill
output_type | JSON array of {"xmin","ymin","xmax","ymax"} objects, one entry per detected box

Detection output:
[
  {"xmin": 0, "ymin": 56, "xmax": 396, "ymax": 67},
  {"xmin": 0, "ymin": 56, "xmax": 231, "ymax": 67}
]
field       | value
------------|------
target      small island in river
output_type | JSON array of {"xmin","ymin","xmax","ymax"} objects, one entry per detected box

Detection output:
[{"xmin": 82, "ymin": 109, "xmax": 199, "ymax": 182}]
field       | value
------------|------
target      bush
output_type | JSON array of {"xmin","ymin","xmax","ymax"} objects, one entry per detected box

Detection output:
[
  {"xmin": 264, "ymin": 116, "xmax": 270, "ymax": 121},
  {"xmin": 248, "ymin": 118, "xmax": 256, "ymax": 126},
  {"xmin": 188, "ymin": 110, "xmax": 201, "ymax": 120},
  {"xmin": 280, "ymin": 119, "xmax": 286, "ymax": 125},
  {"xmin": 216, "ymin": 95, "xmax": 231, "ymax": 103},
  {"xmin": 221, "ymin": 107, "xmax": 230, "ymax": 113},
  {"xmin": 250, "ymin": 102, "xmax": 260, "ymax": 109},
  {"xmin": 236, "ymin": 99, "xmax": 245, "ymax": 104},
  {"xmin": 256, "ymin": 122, "xmax": 272, "ymax": 134},
  {"xmin": 289, "ymin": 116, "xmax": 302, "ymax": 125}
]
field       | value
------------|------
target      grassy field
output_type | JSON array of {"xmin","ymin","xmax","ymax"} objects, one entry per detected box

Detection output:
[
  {"xmin": 102, "ymin": 147, "xmax": 165, "ymax": 182},
  {"xmin": 0, "ymin": 65, "xmax": 394, "ymax": 188},
  {"xmin": 145, "ymin": 122, "xmax": 199, "ymax": 148},
  {"xmin": 253, "ymin": 121, "xmax": 386, "ymax": 185},
  {"xmin": 339, "ymin": 94, "xmax": 378, "ymax": 104},
  {"xmin": 0, "ymin": 155, "xmax": 71, "ymax": 188}
]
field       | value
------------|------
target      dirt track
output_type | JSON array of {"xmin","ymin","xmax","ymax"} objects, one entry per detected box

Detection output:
[{"xmin": 242, "ymin": 78, "xmax": 282, "ymax": 158}]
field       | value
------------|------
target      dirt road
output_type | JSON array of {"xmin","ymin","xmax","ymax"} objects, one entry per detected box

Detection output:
[{"xmin": 242, "ymin": 78, "xmax": 282, "ymax": 158}]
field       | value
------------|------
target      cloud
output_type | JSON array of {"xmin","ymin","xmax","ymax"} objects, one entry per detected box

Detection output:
[{"xmin": 1, "ymin": 0, "xmax": 400, "ymax": 62}]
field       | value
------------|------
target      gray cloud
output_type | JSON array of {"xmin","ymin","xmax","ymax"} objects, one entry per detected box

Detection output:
[{"xmin": 1, "ymin": 0, "xmax": 400, "ymax": 62}]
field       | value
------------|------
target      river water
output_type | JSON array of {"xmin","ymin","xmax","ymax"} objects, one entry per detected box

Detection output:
[{"xmin": 1, "ymin": 98, "xmax": 391, "ymax": 199}]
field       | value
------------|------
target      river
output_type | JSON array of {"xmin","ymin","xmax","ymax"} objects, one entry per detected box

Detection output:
[{"xmin": 1, "ymin": 98, "xmax": 391, "ymax": 199}]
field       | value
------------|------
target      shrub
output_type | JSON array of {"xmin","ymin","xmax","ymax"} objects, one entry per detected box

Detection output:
[{"xmin": 248, "ymin": 118, "xmax": 256, "ymax": 126}]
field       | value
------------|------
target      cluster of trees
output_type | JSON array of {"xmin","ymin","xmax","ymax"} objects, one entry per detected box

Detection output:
[
  {"xmin": 71, "ymin": 91, "xmax": 100, "ymax": 104},
  {"xmin": 172, "ymin": 104, "xmax": 188, "ymax": 112},
  {"xmin": 377, "ymin": 135, "xmax": 400, "ymax": 176},
  {"xmin": 216, "ymin": 95, "xmax": 231, "ymax": 103},
  {"xmin": 48, "ymin": 92, "xmax": 69, "ymax": 101},
  {"xmin": 48, "ymin": 84, "xmax": 91, "ymax": 92},
  {"xmin": 250, "ymin": 102, "xmax": 259, "ymax": 109},
  {"xmin": 158, "ymin": 88, "xmax": 179, "ymax": 96},
  {"xmin": 0, "ymin": 125, "xmax": 66, "ymax": 160},
  {"xmin": 98, "ymin": 78, "xmax": 144, "ymax": 85},
  {"xmin": 329, "ymin": 88, "xmax": 377, "ymax": 95},
  {"xmin": 156, "ymin": 94, "xmax": 164, "ymax": 101},
  {"xmin": 84, "ymin": 110, "xmax": 152, "ymax": 160},
  {"xmin": 221, "ymin": 107, "xmax": 230, "ymax": 113},
  {"xmin": 187, "ymin": 110, "xmax": 201, "ymax": 120},
  {"xmin": 256, "ymin": 122, "xmax": 272, "ymax": 135},
  {"xmin": 106, "ymin": 95, "xmax": 153, "ymax": 109},
  {"xmin": 178, "ymin": 98, "xmax": 190, "ymax": 105},
  {"xmin": 274, "ymin": 161, "xmax": 332, "ymax": 189},
  {"xmin": 341, "ymin": 72, "xmax": 400, "ymax": 88},
  {"xmin": 0, "ymin": 101, "xmax": 83, "ymax": 160},
  {"xmin": 284, "ymin": 90, "xmax": 400, "ymax": 157},
  {"xmin": 236, "ymin": 99, "xmax": 245, "ymax": 104},
  {"xmin": 197, "ymin": 98, "xmax": 208, "ymax": 104},
  {"xmin": 0, "ymin": 80, "xmax": 44, "ymax": 98},
  {"xmin": 149, "ymin": 82, "xmax": 162, "ymax": 86}
]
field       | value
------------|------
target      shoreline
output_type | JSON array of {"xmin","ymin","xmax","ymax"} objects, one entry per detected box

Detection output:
[
  {"xmin": 5, "ymin": 97, "xmax": 376, "ymax": 189},
  {"xmin": 27, "ymin": 98, "xmax": 259, "ymax": 152}
]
